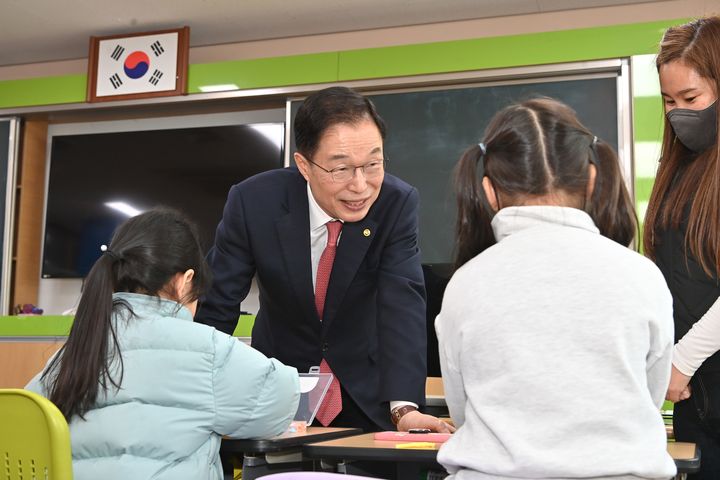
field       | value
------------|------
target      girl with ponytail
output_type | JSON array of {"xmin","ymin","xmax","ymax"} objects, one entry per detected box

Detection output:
[
  {"xmin": 436, "ymin": 97, "xmax": 676, "ymax": 479},
  {"xmin": 26, "ymin": 208, "xmax": 299, "ymax": 480}
]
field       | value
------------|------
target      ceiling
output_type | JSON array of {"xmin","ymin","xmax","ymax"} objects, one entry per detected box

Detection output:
[{"xmin": 2, "ymin": 0, "xmax": 664, "ymax": 67}]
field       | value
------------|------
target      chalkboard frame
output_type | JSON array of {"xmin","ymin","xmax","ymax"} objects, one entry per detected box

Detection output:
[{"xmin": 1, "ymin": 117, "xmax": 20, "ymax": 315}]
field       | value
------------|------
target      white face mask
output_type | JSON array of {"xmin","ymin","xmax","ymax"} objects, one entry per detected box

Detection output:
[{"xmin": 666, "ymin": 100, "xmax": 718, "ymax": 153}]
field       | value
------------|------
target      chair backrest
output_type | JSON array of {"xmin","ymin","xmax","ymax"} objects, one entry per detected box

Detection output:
[{"xmin": 0, "ymin": 389, "xmax": 72, "ymax": 480}]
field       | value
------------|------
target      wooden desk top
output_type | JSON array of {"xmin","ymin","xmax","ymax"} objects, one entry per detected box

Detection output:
[
  {"xmin": 667, "ymin": 442, "xmax": 697, "ymax": 460},
  {"xmin": 304, "ymin": 433, "xmax": 440, "ymax": 463},
  {"xmin": 667, "ymin": 442, "xmax": 701, "ymax": 473},
  {"xmin": 425, "ymin": 377, "xmax": 447, "ymax": 407},
  {"xmin": 221, "ymin": 426, "xmax": 362, "ymax": 454},
  {"xmin": 305, "ymin": 434, "xmax": 700, "ymax": 473}
]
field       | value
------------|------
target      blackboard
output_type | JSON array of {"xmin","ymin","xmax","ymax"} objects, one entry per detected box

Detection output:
[
  {"xmin": 290, "ymin": 75, "xmax": 619, "ymax": 266},
  {"xmin": 289, "ymin": 75, "xmax": 621, "ymax": 375}
]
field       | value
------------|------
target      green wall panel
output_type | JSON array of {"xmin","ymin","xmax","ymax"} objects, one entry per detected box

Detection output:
[
  {"xmin": 635, "ymin": 177, "xmax": 656, "ymax": 205},
  {"xmin": 0, "ymin": 314, "xmax": 255, "ymax": 337},
  {"xmin": 188, "ymin": 52, "xmax": 339, "ymax": 93},
  {"xmin": 0, "ymin": 75, "xmax": 86, "ymax": 109},
  {"xmin": 634, "ymin": 95, "xmax": 665, "ymax": 143},
  {"xmin": 0, "ymin": 54, "xmax": 340, "ymax": 109},
  {"xmin": 338, "ymin": 20, "xmax": 683, "ymax": 80},
  {"xmin": 0, "ymin": 316, "xmax": 73, "ymax": 336},
  {"xmin": 233, "ymin": 314, "xmax": 255, "ymax": 337}
]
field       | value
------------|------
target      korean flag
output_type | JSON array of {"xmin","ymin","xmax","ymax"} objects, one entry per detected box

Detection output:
[{"xmin": 96, "ymin": 32, "xmax": 179, "ymax": 97}]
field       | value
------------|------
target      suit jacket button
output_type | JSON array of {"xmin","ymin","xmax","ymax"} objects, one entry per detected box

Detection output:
[{"xmin": 322, "ymin": 343, "xmax": 329, "ymax": 352}]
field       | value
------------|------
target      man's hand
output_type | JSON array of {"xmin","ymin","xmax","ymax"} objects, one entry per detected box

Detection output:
[
  {"xmin": 397, "ymin": 410, "xmax": 455, "ymax": 433},
  {"xmin": 666, "ymin": 365, "xmax": 692, "ymax": 403}
]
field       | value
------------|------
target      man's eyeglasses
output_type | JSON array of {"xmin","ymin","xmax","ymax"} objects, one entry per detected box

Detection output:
[{"xmin": 305, "ymin": 157, "xmax": 386, "ymax": 183}]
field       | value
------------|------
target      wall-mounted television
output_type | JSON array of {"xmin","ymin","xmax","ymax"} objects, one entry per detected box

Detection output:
[{"xmin": 42, "ymin": 113, "xmax": 285, "ymax": 279}]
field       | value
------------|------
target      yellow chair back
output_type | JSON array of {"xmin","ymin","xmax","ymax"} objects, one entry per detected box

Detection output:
[{"xmin": 0, "ymin": 389, "xmax": 72, "ymax": 480}]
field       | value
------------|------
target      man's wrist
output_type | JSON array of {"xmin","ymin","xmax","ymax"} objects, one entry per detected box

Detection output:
[{"xmin": 391, "ymin": 405, "xmax": 418, "ymax": 425}]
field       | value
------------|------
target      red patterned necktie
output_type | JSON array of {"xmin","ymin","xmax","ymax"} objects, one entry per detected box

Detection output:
[{"xmin": 315, "ymin": 220, "xmax": 343, "ymax": 426}]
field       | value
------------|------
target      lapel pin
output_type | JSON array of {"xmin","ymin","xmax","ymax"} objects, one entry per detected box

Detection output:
[{"xmin": 363, "ymin": 228, "xmax": 371, "ymax": 237}]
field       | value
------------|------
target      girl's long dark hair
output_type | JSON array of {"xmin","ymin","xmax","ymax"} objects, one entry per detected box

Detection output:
[
  {"xmin": 454, "ymin": 97, "xmax": 636, "ymax": 269},
  {"xmin": 41, "ymin": 208, "xmax": 212, "ymax": 420},
  {"xmin": 644, "ymin": 17, "xmax": 720, "ymax": 276}
]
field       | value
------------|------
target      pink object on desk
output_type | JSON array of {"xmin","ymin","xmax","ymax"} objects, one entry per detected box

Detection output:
[{"xmin": 373, "ymin": 431, "xmax": 452, "ymax": 443}]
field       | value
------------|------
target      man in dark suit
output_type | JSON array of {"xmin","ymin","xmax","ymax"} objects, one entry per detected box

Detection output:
[{"xmin": 197, "ymin": 86, "xmax": 451, "ymax": 433}]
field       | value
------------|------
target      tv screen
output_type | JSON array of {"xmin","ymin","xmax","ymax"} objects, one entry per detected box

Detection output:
[{"xmin": 42, "ymin": 122, "xmax": 285, "ymax": 278}]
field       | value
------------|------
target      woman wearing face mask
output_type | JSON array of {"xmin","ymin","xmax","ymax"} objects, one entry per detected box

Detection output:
[{"xmin": 644, "ymin": 17, "xmax": 720, "ymax": 479}]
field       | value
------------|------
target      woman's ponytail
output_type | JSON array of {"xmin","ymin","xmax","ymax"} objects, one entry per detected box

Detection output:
[
  {"xmin": 43, "ymin": 252, "xmax": 123, "ymax": 420},
  {"xmin": 454, "ymin": 144, "xmax": 497, "ymax": 269},
  {"xmin": 586, "ymin": 140, "xmax": 637, "ymax": 247}
]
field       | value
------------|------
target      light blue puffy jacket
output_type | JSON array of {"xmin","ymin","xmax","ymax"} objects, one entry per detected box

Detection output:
[{"xmin": 26, "ymin": 292, "xmax": 300, "ymax": 480}]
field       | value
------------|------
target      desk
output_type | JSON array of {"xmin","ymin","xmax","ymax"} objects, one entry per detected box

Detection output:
[
  {"xmin": 668, "ymin": 442, "xmax": 701, "ymax": 479},
  {"xmin": 425, "ymin": 395, "xmax": 445, "ymax": 408},
  {"xmin": 304, "ymin": 433, "xmax": 441, "ymax": 480},
  {"xmin": 424, "ymin": 377, "xmax": 447, "ymax": 416},
  {"xmin": 221, "ymin": 427, "xmax": 361, "ymax": 480},
  {"xmin": 305, "ymin": 434, "xmax": 700, "ymax": 480}
]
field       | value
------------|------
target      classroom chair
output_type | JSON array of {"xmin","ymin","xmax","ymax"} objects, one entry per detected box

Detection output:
[{"xmin": 0, "ymin": 389, "xmax": 73, "ymax": 480}]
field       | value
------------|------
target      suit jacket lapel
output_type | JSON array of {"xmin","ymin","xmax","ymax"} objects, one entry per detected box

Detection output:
[
  {"xmin": 322, "ymin": 218, "xmax": 377, "ymax": 330},
  {"xmin": 275, "ymin": 178, "xmax": 318, "ymax": 323}
]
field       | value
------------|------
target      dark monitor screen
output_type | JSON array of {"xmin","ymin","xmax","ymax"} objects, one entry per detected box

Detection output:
[{"xmin": 42, "ymin": 123, "xmax": 285, "ymax": 278}]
